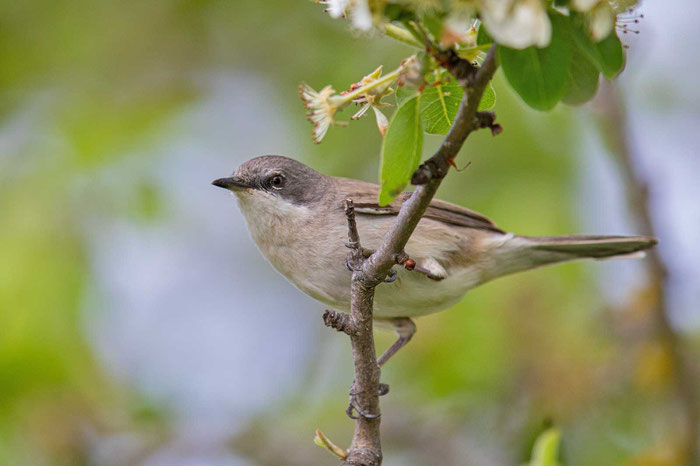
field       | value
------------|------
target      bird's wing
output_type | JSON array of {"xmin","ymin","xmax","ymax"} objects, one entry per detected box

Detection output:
[{"xmin": 336, "ymin": 178, "xmax": 504, "ymax": 234}]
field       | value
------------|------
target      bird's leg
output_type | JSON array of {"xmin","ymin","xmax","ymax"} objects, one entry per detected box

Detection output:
[
  {"xmin": 340, "ymin": 318, "xmax": 416, "ymax": 419},
  {"xmin": 346, "ymin": 318, "xmax": 416, "ymax": 417},
  {"xmin": 336, "ymin": 315, "xmax": 415, "ymax": 419},
  {"xmin": 376, "ymin": 317, "xmax": 417, "ymax": 367}
]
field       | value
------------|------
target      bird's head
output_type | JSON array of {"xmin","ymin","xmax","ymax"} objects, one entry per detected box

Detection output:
[{"xmin": 212, "ymin": 155, "xmax": 329, "ymax": 219}]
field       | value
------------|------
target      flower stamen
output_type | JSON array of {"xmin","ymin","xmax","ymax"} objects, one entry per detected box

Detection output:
[{"xmin": 299, "ymin": 61, "xmax": 409, "ymax": 142}]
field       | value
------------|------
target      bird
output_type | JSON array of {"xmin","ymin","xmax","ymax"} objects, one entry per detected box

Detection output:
[{"xmin": 212, "ymin": 155, "xmax": 657, "ymax": 367}]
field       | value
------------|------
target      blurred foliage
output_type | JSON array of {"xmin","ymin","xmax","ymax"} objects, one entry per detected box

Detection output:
[{"xmin": 0, "ymin": 0, "xmax": 696, "ymax": 465}]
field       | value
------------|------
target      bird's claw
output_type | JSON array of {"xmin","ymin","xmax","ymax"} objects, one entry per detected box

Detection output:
[
  {"xmin": 345, "ymin": 381, "xmax": 389, "ymax": 419},
  {"xmin": 346, "ymin": 396, "xmax": 377, "ymax": 420},
  {"xmin": 345, "ymin": 259, "xmax": 361, "ymax": 272},
  {"xmin": 349, "ymin": 262, "xmax": 395, "ymax": 282}
]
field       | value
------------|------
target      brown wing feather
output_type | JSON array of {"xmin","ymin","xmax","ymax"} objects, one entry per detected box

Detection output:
[{"xmin": 335, "ymin": 177, "xmax": 504, "ymax": 234}]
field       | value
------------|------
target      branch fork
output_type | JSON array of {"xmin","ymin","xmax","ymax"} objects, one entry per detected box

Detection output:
[{"xmin": 430, "ymin": 46, "xmax": 479, "ymax": 85}]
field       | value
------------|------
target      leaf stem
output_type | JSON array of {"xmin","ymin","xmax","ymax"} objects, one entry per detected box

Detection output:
[{"xmin": 332, "ymin": 66, "xmax": 406, "ymax": 106}]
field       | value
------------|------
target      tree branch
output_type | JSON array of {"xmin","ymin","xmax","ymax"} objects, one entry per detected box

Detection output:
[
  {"xmin": 337, "ymin": 44, "xmax": 500, "ymax": 466},
  {"xmin": 594, "ymin": 81, "xmax": 699, "ymax": 465},
  {"xmin": 363, "ymin": 45, "xmax": 500, "ymax": 284}
]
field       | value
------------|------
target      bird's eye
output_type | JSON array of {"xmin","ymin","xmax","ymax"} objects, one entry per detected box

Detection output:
[{"xmin": 269, "ymin": 174, "xmax": 285, "ymax": 189}]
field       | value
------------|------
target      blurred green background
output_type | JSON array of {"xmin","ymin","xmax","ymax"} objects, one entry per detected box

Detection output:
[{"xmin": 1, "ymin": 1, "xmax": 698, "ymax": 465}]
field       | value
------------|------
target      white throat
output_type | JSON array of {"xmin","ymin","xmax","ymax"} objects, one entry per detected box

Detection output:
[{"xmin": 234, "ymin": 190, "xmax": 312, "ymax": 258}]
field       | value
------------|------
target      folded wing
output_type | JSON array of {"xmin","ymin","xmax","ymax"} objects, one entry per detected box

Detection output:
[{"xmin": 337, "ymin": 178, "xmax": 504, "ymax": 234}]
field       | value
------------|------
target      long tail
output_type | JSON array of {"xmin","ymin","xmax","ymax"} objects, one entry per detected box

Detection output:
[{"xmin": 480, "ymin": 234, "xmax": 658, "ymax": 283}]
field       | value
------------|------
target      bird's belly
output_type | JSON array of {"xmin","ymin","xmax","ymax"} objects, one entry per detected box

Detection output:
[
  {"xmin": 251, "ymin": 215, "xmax": 479, "ymax": 318},
  {"xmin": 292, "ymin": 262, "xmax": 480, "ymax": 319},
  {"xmin": 372, "ymin": 266, "xmax": 479, "ymax": 318},
  {"xmin": 261, "ymin": 241, "xmax": 353, "ymax": 310}
]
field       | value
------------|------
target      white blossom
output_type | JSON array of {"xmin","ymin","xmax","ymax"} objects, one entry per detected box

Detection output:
[
  {"xmin": 479, "ymin": 0, "xmax": 552, "ymax": 49},
  {"xmin": 299, "ymin": 84, "xmax": 342, "ymax": 143},
  {"xmin": 571, "ymin": 0, "xmax": 601, "ymax": 11},
  {"xmin": 322, "ymin": 0, "xmax": 372, "ymax": 30},
  {"xmin": 350, "ymin": 0, "xmax": 372, "ymax": 30},
  {"xmin": 590, "ymin": 1, "xmax": 615, "ymax": 41},
  {"xmin": 325, "ymin": 0, "xmax": 349, "ymax": 18},
  {"xmin": 571, "ymin": 0, "xmax": 617, "ymax": 41},
  {"xmin": 441, "ymin": 15, "xmax": 476, "ymax": 47}
]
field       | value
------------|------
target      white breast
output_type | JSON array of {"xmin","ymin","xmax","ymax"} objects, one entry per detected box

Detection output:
[{"xmin": 234, "ymin": 190, "xmax": 485, "ymax": 319}]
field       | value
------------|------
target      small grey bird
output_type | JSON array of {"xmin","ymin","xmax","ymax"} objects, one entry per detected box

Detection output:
[{"xmin": 213, "ymin": 155, "xmax": 657, "ymax": 365}]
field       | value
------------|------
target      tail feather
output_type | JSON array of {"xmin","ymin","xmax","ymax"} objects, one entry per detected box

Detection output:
[
  {"xmin": 524, "ymin": 234, "xmax": 658, "ymax": 259},
  {"xmin": 480, "ymin": 233, "xmax": 658, "ymax": 284}
]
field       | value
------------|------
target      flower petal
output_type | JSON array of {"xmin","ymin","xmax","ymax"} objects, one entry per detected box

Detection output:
[
  {"xmin": 373, "ymin": 106, "xmax": 389, "ymax": 137},
  {"xmin": 350, "ymin": 0, "xmax": 372, "ymax": 30},
  {"xmin": 299, "ymin": 83, "xmax": 339, "ymax": 143},
  {"xmin": 326, "ymin": 0, "xmax": 349, "ymax": 18},
  {"xmin": 572, "ymin": 0, "xmax": 600, "ymax": 12},
  {"xmin": 480, "ymin": 0, "xmax": 552, "ymax": 49},
  {"xmin": 590, "ymin": 2, "xmax": 615, "ymax": 41}
]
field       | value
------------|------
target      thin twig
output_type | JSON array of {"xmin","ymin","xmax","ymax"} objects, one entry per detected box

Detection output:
[
  {"xmin": 343, "ymin": 198, "xmax": 383, "ymax": 464},
  {"xmin": 338, "ymin": 44, "xmax": 501, "ymax": 466},
  {"xmin": 345, "ymin": 199, "xmax": 364, "ymax": 270}
]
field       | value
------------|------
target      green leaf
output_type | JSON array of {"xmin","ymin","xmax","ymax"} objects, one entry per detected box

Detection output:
[
  {"xmin": 477, "ymin": 22, "xmax": 493, "ymax": 46},
  {"xmin": 423, "ymin": 13, "xmax": 444, "ymax": 42},
  {"xmin": 499, "ymin": 12, "xmax": 573, "ymax": 111},
  {"xmin": 529, "ymin": 428, "xmax": 561, "ymax": 466},
  {"xmin": 595, "ymin": 31, "xmax": 624, "ymax": 78},
  {"xmin": 568, "ymin": 15, "xmax": 624, "ymax": 79},
  {"xmin": 419, "ymin": 79, "xmax": 463, "ymax": 135},
  {"xmin": 478, "ymin": 83, "xmax": 496, "ymax": 111},
  {"xmin": 418, "ymin": 74, "xmax": 496, "ymax": 135},
  {"xmin": 396, "ymin": 85, "xmax": 418, "ymax": 106},
  {"xmin": 562, "ymin": 48, "xmax": 600, "ymax": 105},
  {"xmin": 379, "ymin": 95, "xmax": 423, "ymax": 205}
]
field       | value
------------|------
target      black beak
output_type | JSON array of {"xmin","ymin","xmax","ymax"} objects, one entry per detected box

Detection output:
[{"xmin": 211, "ymin": 176, "xmax": 250, "ymax": 191}]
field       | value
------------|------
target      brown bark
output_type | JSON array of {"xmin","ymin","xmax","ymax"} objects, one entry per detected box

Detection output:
[{"xmin": 333, "ymin": 45, "xmax": 500, "ymax": 466}]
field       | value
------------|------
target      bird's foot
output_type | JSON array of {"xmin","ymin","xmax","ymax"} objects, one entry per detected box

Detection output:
[
  {"xmin": 345, "ymin": 381, "xmax": 389, "ymax": 420},
  {"xmin": 346, "ymin": 246, "xmax": 397, "ymax": 282}
]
